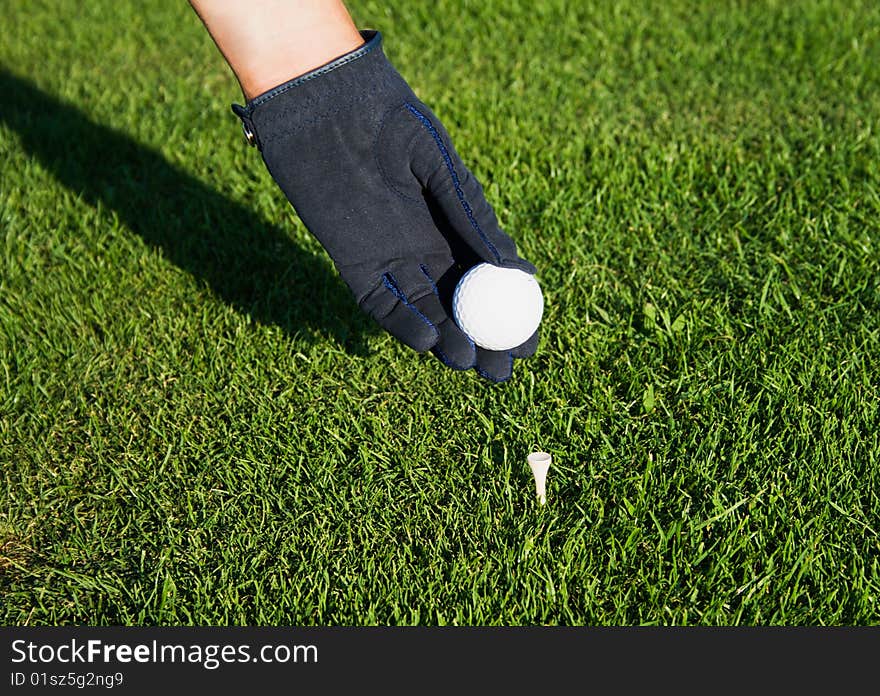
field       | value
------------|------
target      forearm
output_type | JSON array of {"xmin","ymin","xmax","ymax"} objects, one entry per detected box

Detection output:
[{"xmin": 188, "ymin": 0, "xmax": 363, "ymax": 99}]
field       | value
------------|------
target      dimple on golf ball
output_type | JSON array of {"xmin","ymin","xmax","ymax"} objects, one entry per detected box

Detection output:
[{"xmin": 452, "ymin": 263, "xmax": 544, "ymax": 351}]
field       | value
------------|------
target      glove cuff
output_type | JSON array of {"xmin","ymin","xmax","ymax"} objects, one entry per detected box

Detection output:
[{"xmin": 231, "ymin": 30, "xmax": 397, "ymax": 150}]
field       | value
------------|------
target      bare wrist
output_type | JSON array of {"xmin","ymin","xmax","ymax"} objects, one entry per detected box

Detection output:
[
  {"xmin": 237, "ymin": 23, "xmax": 364, "ymax": 99},
  {"xmin": 189, "ymin": 0, "xmax": 365, "ymax": 100}
]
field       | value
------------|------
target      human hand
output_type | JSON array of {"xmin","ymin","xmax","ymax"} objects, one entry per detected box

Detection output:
[{"xmin": 232, "ymin": 31, "xmax": 539, "ymax": 381}]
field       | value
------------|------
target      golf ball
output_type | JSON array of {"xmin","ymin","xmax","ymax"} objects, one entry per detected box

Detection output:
[{"xmin": 452, "ymin": 263, "xmax": 544, "ymax": 351}]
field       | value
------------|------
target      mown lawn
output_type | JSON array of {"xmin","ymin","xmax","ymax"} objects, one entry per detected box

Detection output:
[{"xmin": 1, "ymin": 0, "xmax": 879, "ymax": 624}]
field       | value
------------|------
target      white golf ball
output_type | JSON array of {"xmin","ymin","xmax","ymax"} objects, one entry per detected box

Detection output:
[{"xmin": 452, "ymin": 263, "xmax": 544, "ymax": 351}]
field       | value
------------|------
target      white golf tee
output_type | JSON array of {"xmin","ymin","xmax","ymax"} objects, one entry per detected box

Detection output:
[{"xmin": 527, "ymin": 451, "xmax": 552, "ymax": 505}]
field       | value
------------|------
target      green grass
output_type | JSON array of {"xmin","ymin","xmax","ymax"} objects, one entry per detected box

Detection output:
[{"xmin": 2, "ymin": 0, "xmax": 879, "ymax": 625}]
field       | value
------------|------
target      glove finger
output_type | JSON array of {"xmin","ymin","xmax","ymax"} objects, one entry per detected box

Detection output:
[
  {"xmin": 510, "ymin": 329, "xmax": 540, "ymax": 359},
  {"xmin": 411, "ymin": 264, "xmax": 476, "ymax": 370},
  {"xmin": 474, "ymin": 348, "xmax": 515, "ymax": 383},
  {"xmin": 377, "ymin": 299, "xmax": 440, "ymax": 353},
  {"xmin": 361, "ymin": 269, "xmax": 440, "ymax": 353},
  {"xmin": 423, "ymin": 303, "xmax": 476, "ymax": 370}
]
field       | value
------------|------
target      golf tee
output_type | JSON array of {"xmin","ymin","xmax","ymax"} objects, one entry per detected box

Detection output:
[{"xmin": 527, "ymin": 451, "xmax": 552, "ymax": 505}]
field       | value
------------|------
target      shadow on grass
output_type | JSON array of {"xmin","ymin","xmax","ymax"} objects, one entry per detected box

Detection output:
[{"xmin": 0, "ymin": 68, "xmax": 372, "ymax": 354}]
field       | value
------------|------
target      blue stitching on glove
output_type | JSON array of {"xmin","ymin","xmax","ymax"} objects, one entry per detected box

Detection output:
[
  {"xmin": 404, "ymin": 103, "xmax": 502, "ymax": 263},
  {"xmin": 418, "ymin": 264, "xmax": 439, "ymax": 294},
  {"xmin": 382, "ymin": 273, "xmax": 439, "ymax": 341},
  {"xmin": 418, "ymin": 264, "xmax": 475, "ymax": 370}
]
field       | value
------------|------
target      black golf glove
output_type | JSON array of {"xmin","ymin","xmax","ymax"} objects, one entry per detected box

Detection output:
[{"xmin": 232, "ymin": 30, "xmax": 539, "ymax": 382}]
